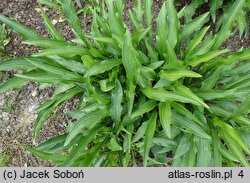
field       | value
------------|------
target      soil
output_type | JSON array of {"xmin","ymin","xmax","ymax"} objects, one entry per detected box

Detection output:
[{"xmin": 0, "ymin": 0, "xmax": 249, "ymax": 167}]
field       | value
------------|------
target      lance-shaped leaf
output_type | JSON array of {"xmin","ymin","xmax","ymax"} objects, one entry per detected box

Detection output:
[
  {"xmin": 123, "ymin": 124, "xmax": 134, "ymax": 166},
  {"xmin": 156, "ymin": 1, "xmax": 167, "ymax": 57},
  {"xmin": 79, "ymin": 141, "xmax": 105, "ymax": 167},
  {"xmin": 0, "ymin": 77, "xmax": 27, "ymax": 93},
  {"xmin": 172, "ymin": 102, "xmax": 203, "ymax": 126},
  {"xmin": 174, "ymin": 134, "xmax": 190, "ymax": 159},
  {"xmin": 106, "ymin": 0, "xmax": 125, "ymax": 38},
  {"xmin": 122, "ymin": 30, "xmax": 141, "ymax": 84},
  {"xmin": 210, "ymin": 0, "xmax": 223, "ymax": 22},
  {"xmin": 166, "ymin": 0, "xmax": 180, "ymax": 49},
  {"xmin": 195, "ymin": 137, "xmax": 212, "ymax": 167},
  {"xmin": 62, "ymin": 126, "xmax": 102, "ymax": 166},
  {"xmin": 201, "ymin": 66, "xmax": 223, "ymax": 91},
  {"xmin": 85, "ymin": 59, "xmax": 122, "ymax": 77},
  {"xmin": 185, "ymin": 49, "xmax": 229, "ymax": 67},
  {"xmin": 158, "ymin": 102, "xmax": 172, "ymax": 138},
  {"xmin": 143, "ymin": 111, "xmax": 157, "ymax": 167},
  {"xmin": 212, "ymin": 0, "xmax": 246, "ymax": 50},
  {"xmin": 19, "ymin": 143, "xmax": 66, "ymax": 164},
  {"xmin": 0, "ymin": 57, "xmax": 37, "ymax": 71},
  {"xmin": 33, "ymin": 87, "xmax": 82, "ymax": 140},
  {"xmin": 50, "ymin": 56, "xmax": 87, "ymax": 74},
  {"xmin": 159, "ymin": 69, "xmax": 202, "ymax": 81},
  {"xmin": 38, "ymin": 1, "xmax": 64, "ymax": 40},
  {"xmin": 184, "ymin": 26, "xmax": 210, "ymax": 58},
  {"xmin": 16, "ymin": 69, "xmax": 63, "ymax": 84},
  {"xmin": 142, "ymin": 87, "xmax": 203, "ymax": 106},
  {"xmin": 174, "ymin": 83, "xmax": 209, "ymax": 108},
  {"xmin": 144, "ymin": 0, "xmax": 153, "ymax": 27},
  {"xmin": 110, "ymin": 79, "xmax": 123, "ymax": 127},
  {"xmin": 180, "ymin": 12, "xmax": 209, "ymax": 41},
  {"xmin": 132, "ymin": 120, "xmax": 148, "ymax": 143},
  {"xmin": 0, "ymin": 15, "xmax": 40, "ymax": 40},
  {"xmin": 33, "ymin": 45, "xmax": 89, "ymax": 57},
  {"xmin": 60, "ymin": 0, "xmax": 90, "ymax": 48},
  {"xmin": 36, "ymin": 133, "xmax": 68, "ymax": 152},
  {"xmin": 205, "ymin": 48, "xmax": 250, "ymax": 69},
  {"xmin": 26, "ymin": 58, "xmax": 84, "ymax": 82},
  {"xmin": 222, "ymin": 134, "xmax": 250, "ymax": 167},
  {"xmin": 23, "ymin": 39, "xmax": 72, "ymax": 48},
  {"xmin": 213, "ymin": 118, "xmax": 250, "ymax": 155},
  {"xmin": 173, "ymin": 112, "xmax": 211, "ymax": 139},
  {"xmin": 64, "ymin": 109, "xmax": 109, "ymax": 146},
  {"xmin": 131, "ymin": 100, "xmax": 157, "ymax": 119}
]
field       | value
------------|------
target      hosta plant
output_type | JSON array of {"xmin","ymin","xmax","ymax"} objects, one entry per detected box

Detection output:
[{"xmin": 0, "ymin": 0, "xmax": 250, "ymax": 167}]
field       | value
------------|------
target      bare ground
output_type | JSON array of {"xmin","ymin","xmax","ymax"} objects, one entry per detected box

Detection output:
[{"xmin": 0, "ymin": 0, "xmax": 249, "ymax": 167}]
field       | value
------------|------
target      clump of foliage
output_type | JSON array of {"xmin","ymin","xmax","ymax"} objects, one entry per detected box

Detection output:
[
  {"xmin": 179, "ymin": 0, "xmax": 250, "ymax": 37},
  {"xmin": 0, "ymin": 0, "xmax": 250, "ymax": 167}
]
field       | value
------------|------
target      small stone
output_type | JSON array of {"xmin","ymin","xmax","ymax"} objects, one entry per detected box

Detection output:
[{"xmin": 52, "ymin": 19, "xmax": 58, "ymax": 25}]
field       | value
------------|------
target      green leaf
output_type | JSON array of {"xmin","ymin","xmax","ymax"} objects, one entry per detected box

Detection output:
[
  {"xmin": 0, "ymin": 57, "xmax": 36, "ymax": 71},
  {"xmin": 185, "ymin": 49, "xmax": 229, "ymax": 67},
  {"xmin": 65, "ymin": 109, "xmax": 109, "ymax": 146},
  {"xmin": 26, "ymin": 57, "xmax": 84, "ymax": 82},
  {"xmin": 23, "ymin": 39, "xmax": 72, "ymax": 48},
  {"xmin": 174, "ymin": 135, "xmax": 190, "ymax": 159},
  {"xmin": 131, "ymin": 100, "xmax": 157, "ymax": 119},
  {"xmin": 206, "ymin": 48, "xmax": 250, "ymax": 69},
  {"xmin": 16, "ymin": 69, "xmax": 62, "ymax": 84},
  {"xmin": 33, "ymin": 87, "xmax": 82, "ymax": 140},
  {"xmin": 166, "ymin": 0, "xmax": 180, "ymax": 49},
  {"xmin": 110, "ymin": 79, "xmax": 123, "ymax": 127},
  {"xmin": 156, "ymin": 2, "xmax": 167, "ymax": 57},
  {"xmin": 143, "ymin": 111, "xmax": 157, "ymax": 167},
  {"xmin": 173, "ymin": 112, "xmax": 211, "ymax": 139},
  {"xmin": 62, "ymin": 126, "xmax": 102, "ymax": 166},
  {"xmin": 213, "ymin": 118, "xmax": 250, "ymax": 155},
  {"xmin": 0, "ymin": 15, "xmax": 40, "ymax": 40},
  {"xmin": 196, "ymin": 89, "xmax": 236, "ymax": 100},
  {"xmin": 171, "ymin": 102, "xmax": 203, "ymax": 126},
  {"xmin": 174, "ymin": 83, "xmax": 209, "ymax": 108},
  {"xmin": 144, "ymin": 0, "xmax": 153, "ymax": 27},
  {"xmin": 79, "ymin": 142, "xmax": 103, "ymax": 167},
  {"xmin": 222, "ymin": 134, "xmax": 250, "ymax": 167},
  {"xmin": 0, "ymin": 77, "xmax": 27, "ymax": 93},
  {"xmin": 237, "ymin": 10, "xmax": 249, "ymax": 37},
  {"xmin": 36, "ymin": 134, "xmax": 67, "ymax": 152},
  {"xmin": 50, "ymin": 56, "xmax": 87, "ymax": 74},
  {"xmin": 38, "ymin": 1, "xmax": 64, "ymax": 40},
  {"xmin": 33, "ymin": 45, "xmax": 89, "ymax": 57},
  {"xmin": 201, "ymin": 66, "xmax": 223, "ymax": 91},
  {"xmin": 142, "ymin": 87, "xmax": 204, "ymax": 106},
  {"xmin": 60, "ymin": 0, "xmax": 90, "ymax": 48},
  {"xmin": 210, "ymin": 0, "xmax": 223, "ymax": 22},
  {"xmin": 20, "ymin": 143, "xmax": 65, "ymax": 164},
  {"xmin": 184, "ymin": 26, "xmax": 210, "ymax": 58},
  {"xmin": 212, "ymin": 0, "xmax": 246, "ymax": 49},
  {"xmin": 85, "ymin": 59, "xmax": 121, "ymax": 77},
  {"xmin": 122, "ymin": 31, "xmax": 141, "ymax": 84},
  {"xmin": 158, "ymin": 102, "xmax": 171, "ymax": 138},
  {"xmin": 107, "ymin": 136, "xmax": 122, "ymax": 151},
  {"xmin": 159, "ymin": 69, "xmax": 202, "ymax": 81},
  {"xmin": 195, "ymin": 137, "xmax": 212, "ymax": 166},
  {"xmin": 106, "ymin": 0, "xmax": 125, "ymax": 38},
  {"xmin": 180, "ymin": 12, "xmax": 209, "ymax": 41},
  {"xmin": 132, "ymin": 121, "xmax": 148, "ymax": 143},
  {"xmin": 122, "ymin": 123, "xmax": 134, "ymax": 166}
]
